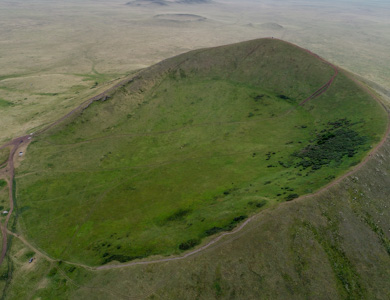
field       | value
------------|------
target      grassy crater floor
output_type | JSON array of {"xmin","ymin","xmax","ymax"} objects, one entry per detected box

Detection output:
[{"xmin": 15, "ymin": 39, "xmax": 387, "ymax": 266}]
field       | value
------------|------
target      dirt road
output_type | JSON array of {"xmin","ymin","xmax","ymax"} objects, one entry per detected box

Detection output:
[{"xmin": 0, "ymin": 135, "xmax": 31, "ymax": 266}]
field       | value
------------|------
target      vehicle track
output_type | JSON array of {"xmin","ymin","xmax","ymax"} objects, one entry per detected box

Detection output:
[
  {"xmin": 0, "ymin": 40, "xmax": 388, "ymax": 272},
  {"xmin": 265, "ymin": 38, "xmax": 340, "ymax": 106},
  {"xmin": 298, "ymin": 52, "xmax": 339, "ymax": 106},
  {"xmin": 0, "ymin": 135, "xmax": 31, "ymax": 266}
]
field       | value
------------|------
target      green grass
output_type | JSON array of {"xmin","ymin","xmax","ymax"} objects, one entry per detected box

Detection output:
[
  {"xmin": 0, "ymin": 99, "xmax": 13, "ymax": 108},
  {"xmin": 304, "ymin": 220, "xmax": 365, "ymax": 299},
  {"xmin": 0, "ymin": 183, "xmax": 8, "ymax": 218},
  {"xmin": 15, "ymin": 39, "xmax": 388, "ymax": 266},
  {"xmin": 0, "ymin": 148, "xmax": 10, "ymax": 166}
]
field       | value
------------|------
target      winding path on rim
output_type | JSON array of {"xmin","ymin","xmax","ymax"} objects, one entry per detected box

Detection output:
[{"xmin": 0, "ymin": 39, "xmax": 388, "ymax": 271}]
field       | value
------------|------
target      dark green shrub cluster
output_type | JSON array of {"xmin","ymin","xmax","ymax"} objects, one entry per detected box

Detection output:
[
  {"xmin": 204, "ymin": 215, "xmax": 248, "ymax": 236},
  {"xmin": 292, "ymin": 119, "xmax": 366, "ymax": 171},
  {"xmin": 253, "ymin": 94, "xmax": 265, "ymax": 102},
  {"xmin": 205, "ymin": 226, "xmax": 224, "ymax": 236},
  {"xmin": 285, "ymin": 193, "xmax": 299, "ymax": 201},
  {"xmin": 102, "ymin": 254, "xmax": 145, "ymax": 264},
  {"xmin": 248, "ymin": 200, "xmax": 267, "ymax": 208},
  {"xmin": 179, "ymin": 238, "xmax": 200, "ymax": 250},
  {"xmin": 89, "ymin": 237, "xmax": 139, "ymax": 264},
  {"xmin": 48, "ymin": 268, "xmax": 58, "ymax": 277},
  {"xmin": 278, "ymin": 94, "xmax": 295, "ymax": 104},
  {"xmin": 0, "ymin": 180, "xmax": 6, "ymax": 189},
  {"xmin": 278, "ymin": 160, "xmax": 291, "ymax": 168},
  {"xmin": 0, "ymin": 271, "xmax": 8, "ymax": 281},
  {"xmin": 166, "ymin": 208, "xmax": 192, "ymax": 222},
  {"xmin": 281, "ymin": 186, "xmax": 294, "ymax": 192},
  {"xmin": 265, "ymin": 151, "xmax": 275, "ymax": 161},
  {"xmin": 65, "ymin": 266, "xmax": 76, "ymax": 273},
  {"xmin": 213, "ymin": 188, "xmax": 237, "ymax": 200}
]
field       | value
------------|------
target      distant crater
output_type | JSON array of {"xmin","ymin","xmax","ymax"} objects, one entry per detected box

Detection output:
[
  {"xmin": 177, "ymin": 0, "xmax": 211, "ymax": 3},
  {"xmin": 246, "ymin": 22, "xmax": 284, "ymax": 30},
  {"xmin": 153, "ymin": 14, "xmax": 207, "ymax": 22},
  {"xmin": 126, "ymin": 0, "xmax": 212, "ymax": 6},
  {"xmin": 260, "ymin": 22, "xmax": 284, "ymax": 30}
]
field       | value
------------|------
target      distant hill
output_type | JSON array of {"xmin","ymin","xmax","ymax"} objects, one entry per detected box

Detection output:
[
  {"xmin": 260, "ymin": 22, "xmax": 284, "ymax": 30},
  {"xmin": 246, "ymin": 22, "xmax": 284, "ymax": 30},
  {"xmin": 153, "ymin": 14, "xmax": 207, "ymax": 22},
  {"xmin": 177, "ymin": 0, "xmax": 211, "ymax": 3}
]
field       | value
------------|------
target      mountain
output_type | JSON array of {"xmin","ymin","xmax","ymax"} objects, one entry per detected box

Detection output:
[{"xmin": 9, "ymin": 38, "xmax": 389, "ymax": 299}]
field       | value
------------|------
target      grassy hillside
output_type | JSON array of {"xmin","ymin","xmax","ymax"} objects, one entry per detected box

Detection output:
[
  {"xmin": 68, "ymin": 132, "xmax": 390, "ymax": 299},
  {"xmin": 14, "ymin": 39, "xmax": 387, "ymax": 267},
  {"xmin": 3, "ymin": 95, "xmax": 390, "ymax": 300}
]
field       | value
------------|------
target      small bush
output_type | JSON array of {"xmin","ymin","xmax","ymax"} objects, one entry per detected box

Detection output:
[
  {"xmin": 253, "ymin": 94, "xmax": 264, "ymax": 102},
  {"xmin": 248, "ymin": 200, "xmax": 267, "ymax": 208},
  {"xmin": 0, "ymin": 271, "xmax": 8, "ymax": 280},
  {"xmin": 24, "ymin": 251, "xmax": 35, "ymax": 259},
  {"xmin": 0, "ymin": 180, "xmax": 6, "ymax": 189},
  {"xmin": 66, "ymin": 266, "xmax": 76, "ymax": 273},
  {"xmin": 233, "ymin": 215, "xmax": 247, "ymax": 223},
  {"xmin": 166, "ymin": 209, "xmax": 192, "ymax": 222},
  {"xmin": 205, "ymin": 215, "xmax": 248, "ymax": 237},
  {"xmin": 256, "ymin": 201, "xmax": 267, "ymax": 207},
  {"xmin": 48, "ymin": 268, "xmax": 58, "ymax": 277},
  {"xmin": 205, "ymin": 227, "xmax": 224, "ymax": 236},
  {"xmin": 102, "ymin": 254, "xmax": 144, "ymax": 264},
  {"xmin": 285, "ymin": 194, "xmax": 299, "ymax": 201},
  {"xmin": 179, "ymin": 238, "xmax": 200, "ymax": 250}
]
